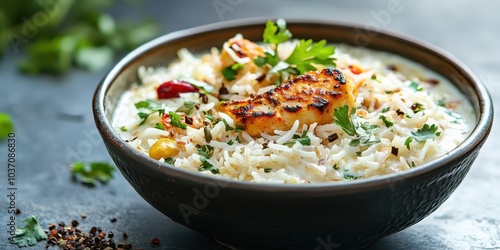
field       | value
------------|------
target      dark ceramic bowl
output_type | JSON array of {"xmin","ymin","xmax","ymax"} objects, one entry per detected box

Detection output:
[{"xmin": 93, "ymin": 18, "xmax": 493, "ymax": 249}]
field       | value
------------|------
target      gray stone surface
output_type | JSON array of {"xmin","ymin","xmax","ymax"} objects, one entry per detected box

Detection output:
[{"xmin": 1, "ymin": 0, "xmax": 499, "ymax": 249}]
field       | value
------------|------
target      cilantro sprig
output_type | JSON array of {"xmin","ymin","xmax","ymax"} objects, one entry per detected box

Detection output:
[
  {"xmin": 254, "ymin": 19, "xmax": 336, "ymax": 85},
  {"xmin": 196, "ymin": 145, "xmax": 219, "ymax": 174},
  {"xmin": 221, "ymin": 63, "xmax": 244, "ymax": 81},
  {"xmin": 333, "ymin": 105, "xmax": 381, "ymax": 147},
  {"xmin": 404, "ymin": 124, "xmax": 441, "ymax": 149},
  {"xmin": 134, "ymin": 99, "xmax": 165, "ymax": 125},
  {"xmin": 169, "ymin": 111, "xmax": 187, "ymax": 130},
  {"xmin": 0, "ymin": 112, "xmax": 14, "ymax": 139}
]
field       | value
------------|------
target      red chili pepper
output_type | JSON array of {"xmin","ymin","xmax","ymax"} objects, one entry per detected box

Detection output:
[
  {"xmin": 157, "ymin": 80, "xmax": 198, "ymax": 99},
  {"xmin": 349, "ymin": 65, "xmax": 362, "ymax": 75}
]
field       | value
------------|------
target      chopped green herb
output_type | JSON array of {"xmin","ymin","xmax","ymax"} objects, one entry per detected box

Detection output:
[
  {"xmin": 438, "ymin": 99, "xmax": 446, "ymax": 107},
  {"xmin": 221, "ymin": 63, "xmax": 244, "ymax": 81},
  {"xmin": 154, "ymin": 123, "xmax": 164, "ymax": 130},
  {"xmin": 385, "ymin": 90, "xmax": 394, "ymax": 94},
  {"xmin": 235, "ymin": 125, "xmax": 244, "ymax": 132},
  {"xmin": 333, "ymin": 164, "xmax": 339, "ymax": 170},
  {"xmin": 9, "ymin": 215, "xmax": 47, "ymax": 247},
  {"xmin": 0, "ymin": 112, "xmax": 14, "ymax": 139},
  {"xmin": 372, "ymin": 77, "xmax": 381, "ymax": 83},
  {"xmin": 134, "ymin": 99, "xmax": 165, "ymax": 125},
  {"xmin": 204, "ymin": 111, "xmax": 215, "ymax": 123},
  {"xmin": 404, "ymin": 137, "xmax": 413, "ymax": 150},
  {"xmin": 176, "ymin": 101, "xmax": 197, "ymax": 115},
  {"xmin": 409, "ymin": 81, "xmax": 423, "ymax": 92},
  {"xmin": 411, "ymin": 103, "xmax": 425, "ymax": 113},
  {"xmin": 236, "ymin": 136, "xmax": 242, "ymax": 143},
  {"xmin": 169, "ymin": 111, "xmax": 187, "ymax": 130},
  {"xmin": 355, "ymin": 151, "xmax": 362, "ymax": 157},
  {"xmin": 283, "ymin": 130, "xmax": 311, "ymax": 147},
  {"xmin": 71, "ymin": 162, "xmax": 115, "ymax": 186},
  {"xmin": 333, "ymin": 105, "xmax": 357, "ymax": 136},
  {"xmin": 264, "ymin": 168, "xmax": 272, "ymax": 173},
  {"xmin": 227, "ymin": 140, "xmax": 234, "ymax": 145},
  {"xmin": 197, "ymin": 145, "xmax": 214, "ymax": 159},
  {"xmin": 411, "ymin": 161, "xmax": 416, "ymax": 168},
  {"xmin": 444, "ymin": 110, "xmax": 462, "ymax": 123},
  {"xmin": 119, "ymin": 126, "xmax": 127, "ymax": 132},
  {"xmin": 381, "ymin": 107, "xmax": 391, "ymax": 113},
  {"xmin": 222, "ymin": 119, "xmax": 234, "ymax": 131},
  {"xmin": 199, "ymin": 157, "xmax": 219, "ymax": 174},
  {"xmin": 165, "ymin": 157, "xmax": 176, "ymax": 165},
  {"xmin": 343, "ymin": 173, "xmax": 358, "ymax": 180},
  {"xmin": 262, "ymin": 18, "xmax": 292, "ymax": 44},
  {"xmin": 411, "ymin": 124, "xmax": 441, "ymax": 142},
  {"xmin": 379, "ymin": 115, "xmax": 394, "ymax": 127}
]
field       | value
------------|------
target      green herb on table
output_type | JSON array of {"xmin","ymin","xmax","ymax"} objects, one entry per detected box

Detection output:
[
  {"xmin": 0, "ymin": 1, "xmax": 159, "ymax": 74},
  {"xmin": 134, "ymin": 99, "xmax": 165, "ymax": 125},
  {"xmin": 254, "ymin": 19, "xmax": 336, "ymax": 85},
  {"xmin": 10, "ymin": 215, "xmax": 47, "ymax": 247},
  {"xmin": 71, "ymin": 162, "xmax": 115, "ymax": 186},
  {"xmin": 0, "ymin": 112, "xmax": 14, "ymax": 139}
]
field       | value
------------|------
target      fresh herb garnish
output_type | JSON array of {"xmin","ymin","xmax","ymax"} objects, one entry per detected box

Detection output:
[
  {"xmin": 169, "ymin": 111, "xmax": 187, "ymax": 130},
  {"xmin": 119, "ymin": 126, "xmax": 127, "ymax": 132},
  {"xmin": 134, "ymin": 99, "xmax": 165, "ymax": 125},
  {"xmin": 404, "ymin": 124, "xmax": 441, "ymax": 149},
  {"xmin": 334, "ymin": 105, "xmax": 380, "ymax": 147},
  {"xmin": 438, "ymin": 99, "xmax": 446, "ymax": 107},
  {"xmin": 9, "ymin": 215, "xmax": 47, "ymax": 247},
  {"xmin": 385, "ymin": 90, "xmax": 393, "ymax": 94},
  {"xmin": 355, "ymin": 151, "xmax": 362, "ymax": 157},
  {"xmin": 379, "ymin": 115, "xmax": 393, "ymax": 127},
  {"xmin": 411, "ymin": 103, "xmax": 425, "ymax": 113},
  {"xmin": 222, "ymin": 119, "xmax": 234, "ymax": 131},
  {"xmin": 165, "ymin": 157, "xmax": 176, "ymax": 165},
  {"xmin": 71, "ymin": 162, "xmax": 115, "ymax": 186},
  {"xmin": 236, "ymin": 136, "xmax": 242, "ymax": 143},
  {"xmin": 264, "ymin": 168, "xmax": 272, "ymax": 173},
  {"xmin": 154, "ymin": 123, "xmax": 164, "ymax": 130},
  {"xmin": 381, "ymin": 107, "xmax": 391, "ymax": 113},
  {"xmin": 343, "ymin": 173, "xmax": 358, "ymax": 180},
  {"xmin": 333, "ymin": 164, "xmax": 339, "ymax": 170},
  {"xmin": 254, "ymin": 19, "xmax": 335, "ymax": 84},
  {"xmin": 0, "ymin": 112, "xmax": 14, "ymax": 139},
  {"xmin": 221, "ymin": 63, "xmax": 244, "ymax": 81},
  {"xmin": 227, "ymin": 140, "xmax": 234, "ymax": 145},
  {"xmin": 176, "ymin": 101, "xmax": 197, "ymax": 115},
  {"xmin": 235, "ymin": 125, "xmax": 244, "ymax": 132},
  {"xmin": 199, "ymin": 157, "xmax": 219, "ymax": 174},
  {"xmin": 409, "ymin": 81, "xmax": 423, "ymax": 92},
  {"xmin": 283, "ymin": 130, "xmax": 311, "ymax": 147},
  {"xmin": 445, "ymin": 110, "xmax": 462, "ymax": 123},
  {"xmin": 411, "ymin": 161, "xmax": 416, "ymax": 168},
  {"xmin": 197, "ymin": 144, "xmax": 214, "ymax": 159}
]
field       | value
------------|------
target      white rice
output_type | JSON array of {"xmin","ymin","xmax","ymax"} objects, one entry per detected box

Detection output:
[{"xmin": 112, "ymin": 39, "xmax": 475, "ymax": 183}]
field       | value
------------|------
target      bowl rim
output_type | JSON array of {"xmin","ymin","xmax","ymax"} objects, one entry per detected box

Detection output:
[{"xmin": 93, "ymin": 17, "xmax": 493, "ymax": 193}]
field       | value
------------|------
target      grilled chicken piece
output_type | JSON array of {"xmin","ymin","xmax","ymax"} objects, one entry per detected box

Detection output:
[{"xmin": 219, "ymin": 68, "xmax": 357, "ymax": 136}]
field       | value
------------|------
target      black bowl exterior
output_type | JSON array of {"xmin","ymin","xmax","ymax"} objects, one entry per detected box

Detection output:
[{"xmin": 93, "ymin": 19, "xmax": 493, "ymax": 249}]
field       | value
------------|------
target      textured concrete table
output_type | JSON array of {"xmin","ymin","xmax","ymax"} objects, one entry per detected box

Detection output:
[{"xmin": 1, "ymin": 0, "xmax": 499, "ymax": 249}]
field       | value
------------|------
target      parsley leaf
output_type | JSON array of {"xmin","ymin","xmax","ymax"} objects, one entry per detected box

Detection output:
[
  {"xmin": 379, "ymin": 115, "xmax": 393, "ymax": 127},
  {"xmin": 165, "ymin": 157, "xmax": 176, "ymax": 165},
  {"xmin": 154, "ymin": 123, "xmax": 164, "ymax": 130},
  {"xmin": 334, "ymin": 105, "xmax": 381, "ymax": 146},
  {"xmin": 10, "ymin": 215, "xmax": 47, "ymax": 247},
  {"xmin": 343, "ymin": 173, "xmax": 359, "ymax": 180},
  {"xmin": 71, "ymin": 162, "xmax": 115, "ymax": 186},
  {"xmin": 134, "ymin": 99, "xmax": 165, "ymax": 125},
  {"xmin": 264, "ymin": 168, "xmax": 272, "ymax": 173},
  {"xmin": 221, "ymin": 63, "xmax": 244, "ymax": 81},
  {"xmin": 255, "ymin": 19, "xmax": 336, "ymax": 84},
  {"xmin": 176, "ymin": 101, "xmax": 196, "ymax": 115},
  {"xmin": 409, "ymin": 81, "xmax": 423, "ymax": 92},
  {"xmin": 411, "ymin": 124, "xmax": 441, "ymax": 142},
  {"xmin": 262, "ymin": 18, "xmax": 292, "ymax": 44},
  {"xmin": 0, "ymin": 112, "xmax": 14, "ymax": 139},
  {"xmin": 285, "ymin": 39, "xmax": 336, "ymax": 74},
  {"xmin": 404, "ymin": 124, "xmax": 441, "ymax": 150},
  {"xmin": 333, "ymin": 105, "xmax": 357, "ymax": 136},
  {"xmin": 199, "ymin": 157, "xmax": 219, "ymax": 174},
  {"xmin": 222, "ymin": 119, "xmax": 234, "ymax": 131},
  {"xmin": 197, "ymin": 144, "xmax": 214, "ymax": 159},
  {"xmin": 283, "ymin": 130, "xmax": 311, "ymax": 147},
  {"xmin": 169, "ymin": 111, "xmax": 187, "ymax": 130}
]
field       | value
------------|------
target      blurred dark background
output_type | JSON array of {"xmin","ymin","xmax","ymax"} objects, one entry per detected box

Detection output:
[{"xmin": 1, "ymin": 0, "xmax": 499, "ymax": 249}]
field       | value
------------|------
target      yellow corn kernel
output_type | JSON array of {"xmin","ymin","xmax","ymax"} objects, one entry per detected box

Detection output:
[{"xmin": 149, "ymin": 138, "xmax": 179, "ymax": 160}]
